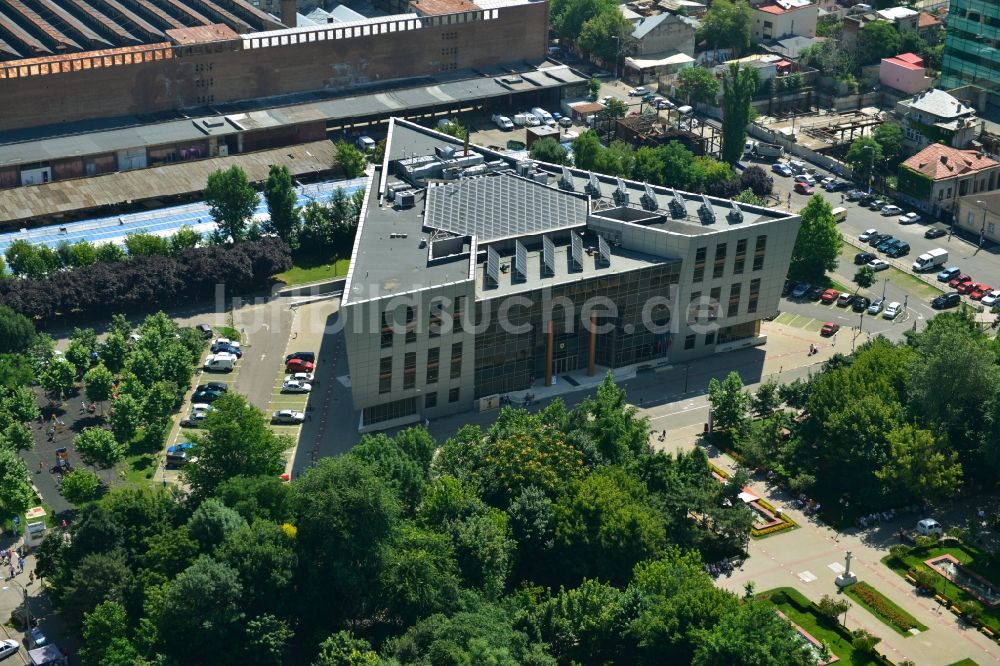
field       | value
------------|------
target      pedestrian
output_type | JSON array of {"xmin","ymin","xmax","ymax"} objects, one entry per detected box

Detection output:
[
  {"xmin": 17, "ymin": 557, "xmax": 24, "ymax": 573},
  {"xmin": 37, "ymin": 460, "xmax": 43, "ymax": 473},
  {"xmin": 81, "ymin": 401, "xmax": 86, "ymax": 413},
  {"xmin": 832, "ymin": 334, "xmax": 837, "ymax": 346},
  {"xmin": 424, "ymin": 417, "xmax": 430, "ymax": 427},
  {"xmin": 28, "ymin": 571, "xmax": 34, "ymax": 585},
  {"xmin": 8, "ymin": 566, "xmax": 14, "ymax": 579}
]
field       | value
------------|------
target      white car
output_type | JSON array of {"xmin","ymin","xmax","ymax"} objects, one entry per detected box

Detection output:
[
  {"xmin": 628, "ymin": 87, "xmax": 649, "ymax": 96},
  {"xmin": 558, "ymin": 116, "xmax": 573, "ymax": 127},
  {"xmin": 868, "ymin": 259, "xmax": 890, "ymax": 271},
  {"xmin": 883, "ymin": 301, "xmax": 901, "ymax": 319},
  {"xmin": 272, "ymin": 409, "xmax": 305, "ymax": 424},
  {"xmin": 600, "ymin": 95, "xmax": 612, "ymax": 106},
  {"xmin": 281, "ymin": 380, "xmax": 312, "ymax": 394},
  {"xmin": 793, "ymin": 174, "xmax": 816, "ymax": 186},
  {"xmin": 820, "ymin": 176, "xmax": 836, "ymax": 187},
  {"xmin": 899, "ymin": 212, "xmax": 921, "ymax": 224},
  {"xmin": 285, "ymin": 372, "xmax": 314, "ymax": 383},
  {"xmin": 981, "ymin": 290, "xmax": 1000, "ymax": 307},
  {"xmin": 880, "ymin": 205, "xmax": 903, "ymax": 216},
  {"xmin": 859, "ymin": 228, "xmax": 878, "ymax": 242},
  {"xmin": 0, "ymin": 639, "xmax": 18, "ymax": 659}
]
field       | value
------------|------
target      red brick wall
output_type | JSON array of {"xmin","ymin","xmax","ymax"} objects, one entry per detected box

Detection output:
[{"xmin": 0, "ymin": 3, "xmax": 548, "ymax": 132}]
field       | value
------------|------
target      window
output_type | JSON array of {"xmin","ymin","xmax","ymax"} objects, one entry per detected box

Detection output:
[
  {"xmin": 747, "ymin": 278, "xmax": 761, "ymax": 314},
  {"xmin": 403, "ymin": 352, "xmax": 416, "ymax": 389},
  {"xmin": 429, "ymin": 300, "xmax": 444, "ymax": 337},
  {"xmin": 426, "ymin": 347, "xmax": 440, "ymax": 384},
  {"xmin": 453, "ymin": 296, "xmax": 466, "ymax": 329},
  {"xmin": 705, "ymin": 331, "xmax": 715, "ymax": 346},
  {"xmin": 968, "ymin": 211, "xmax": 976, "ymax": 226},
  {"xmin": 450, "ymin": 342, "xmax": 463, "ymax": 379},
  {"xmin": 684, "ymin": 334, "xmax": 696, "ymax": 350},
  {"xmin": 727, "ymin": 283, "xmax": 742, "ymax": 317},
  {"xmin": 425, "ymin": 393, "xmax": 437, "ymax": 409},
  {"xmin": 693, "ymin": 247, "xmax": 706, "ymax": 282},
  {"xmin": 709, "ymin": 287, "xmax": 721, "ymax": 320},
  {"xmin": 713, "ymin": 243, "xmax": 727, "ymax": 279},
  {"xmin": 405, "ymin": 305, "xmax": 417, "ymax": 343},
  {"xmin": 734, "ymin": 239, "xmax": 747, "ymax": 275},
  {"xmin": 379, "ymin": 356, "xmax": 392, "ymax": 394},
  {"xmin": 381, "ymin": 311, "xmax": 393, "ymax": 349},
  {"xmin": 753, "ymin": 235, "xmax": 767, "ymax": 271},
  {"xmin": 689, "ymin": 291, "xmax": 701, "ymax": 322},
  {"xmin": 362, "ymin": 397, "xmax": 417, "ymax": 426},
  {"xmin": 449, "ymin": 387, "xmax": 461, "ymax": 403}
]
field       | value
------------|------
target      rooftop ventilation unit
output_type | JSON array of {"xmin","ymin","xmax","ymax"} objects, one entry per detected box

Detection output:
[
  {"xmin": 597, "ymin": 235, "xmax": 611, "ymax": 268},
  {"xmin": 542, "ymin": 235, "xmax": 556, "ymax": 276},
  {"xmin": 486, "ymin": 246, "xmax": 501, "ymax": 288},
  {"xmin": 699, "ymin": 194, "xmax": 716, "ymax": 224},
  {"xmin": 394, "ymin": 190, "xmax": 416, "ymax": 208},
  {"xmin": 436, "ymin": 145, "xmax": 456, "ymax": 160},
  {"xmin": 516, "ymin": 160, "xmax": 534, "ymax": 177},
  {"xmin": 668, "ymin": 188, "xmax": 687, "ymax": 218},
  {"xmin": 514, "ymin": 240, "xmax": 528, "ymax": 282},
  {"xmin": 613, "ymin": 177, "xmax": 629, "ymax": 206},
  {"xmin": 559, "ymin": 165, "xmax": 575, "ymax": 191},
  {"xmin": 727, "ymin": 201, "xmax": 744, "ymax": 224},
  {"xmin": 641, "ymin": 183, "xmax": 658, "ymax": 211},
  {"xmin": 570, "ymin": 233, "xmax": 583, "ymax": 272},
  {"xmin": 586, "ymin": 172, "xmax": 602, "ymax": 197}
]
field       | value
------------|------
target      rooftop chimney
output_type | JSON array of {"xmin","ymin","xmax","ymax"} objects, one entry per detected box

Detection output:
[
  {"xmin": 940, "ymin": 154, "xmax": 948, "ymax": 164},
  {"xmin": 281, "ymin": 0, "xmax": 296, "ymax": 27}
]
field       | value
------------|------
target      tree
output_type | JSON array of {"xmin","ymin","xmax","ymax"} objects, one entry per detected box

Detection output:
[
  {"xmin": 74, "ymin": 427, "xmax": 127, "ymax": 477},
  {"xmin": 579, "ymin": 9, "xmax": 631, "ymax": 62},
  {"xmin": 169, "ymin": 225, "xmax": 201, "ymax": 256},
  {"xmin": 244, "ymin": 614, "xmax": 294, "ymax": 666},
  {"xmin": 708, "ymin": 371, "xmax": 751, "ymax": 433},
  {"xmin": 529, "ymin": 137, "xmax": 569, "ymax": 165},
  {"xmin": 552, "ymin": 0, "xmax": 615, "ymax": 41},
  {"xmin": 381, "ymin": 522, "xmax": 461, "ymax": 625},
  {"xmin": 95, "ymin": 242, "xmax": 126, "ymax": 264},
  {"xmin": 692, "ymin": 601, "xmax": 814, "ymax": 666},
  {"xmin": 204, "ymin": 165, "xmax": 260, "ymax": 243},
  {"xmin": 183, "ymin": 393, "xmax": 290, "ymax": 498},
  {"xmin": 698, "ymin": 0, "xmax": 752, "ymax": 56},
  {"xmin": 790, "ymin": 195, "xmax": 842, "ymax": 281},
  {"xmin": 0, "ymin": 448, "xmax": 34, "ymax": 517},
  {"xmin": 872, "ymin": 122, "xmax": 903, "ymax": 168},
  {"xmin": 314, "ymin": 631, "xmax": 381, "ymax": 666},
  {"xmin": 0, "ymin": 354, "xmax": 33, "ymax": 389},
  {"xmin": 438, "ymin": 118, "xmax": 468, "ymax": 141},
  {"xmin": 751, "ymin": 380, "xmax": 781, "ymax": 418},
  {"xmin": 846, "ymin": 137, "xmax": 883, "ymax": 187},
  {"xmin": 633, "ymin": 147, "xmax": 666, "ymax": 184},
  {"xmin": 61, "ymin": 469, "xmax": 102, "ymax": 504},
  {"xmin": 602, "ymin": 97, "xmax": 628, "ymax": 119},
  {"xmin": 4, "ymin": 240, "xmax": 49, "ymax": 280},
  {"xmin": 678, "ymin": 66, "xmax": 720, "ymax": 105},
  {"xmin": 123, "ymin": 232, "xmax": 170, "ymax": 258},
  {"xmin": 720, "ymin": 63, "xmax": 759, "ymax": 166},
  {"xmin": 853, "ymin": 265, "xmax": 875, "ymax": 292},
  {"xmin": 40, "ymin": 359, "xmax": 76, "ymax": 400},
  {"xmin": 84, "ymin": 364, "xmax": 114, "ymax": 409},
  {"xmin": 98, "ymin": 333, "xmax": 128, "ymax": 374},
  {"xmin": 816, "ymin": 595, "xmax": 850, "ymax": 625},
  {"xmin": 79, "ymin": 601, "xmax": 139, "ymax": 666},
  {"xmin": 187, "ymin": 498, "xmax": 247, "ymax": 550},
  {"xmin": 876, "ymin": 425, "xmax": 963, "ymax": 500},
  {"xmin": 109, "ymin": 394, "xmax": 142, "ymax": 445},
  {"xmin": 263, "ymin": 165, "xmax": 299, "ymax": 245},
  {"xmin": 0, "ymin": 305, "xmax": 35, "ymax": 353},
  {"xmin": 739, "ymin": 165, "xmax": 773, "ymax": 196},
  {"xmin": 858, "ymin": 20, "xmax": 902, "ymax": 65},
  {"xmin": 335, "ymin": 141, "xmax": 366, "ymax": 178},
  {"xmin": 2, "ymin": 385, "xmax": 39, "ymax": 423},
  {"xmin": 572, "ymin": 131, "xmax": 603, "ymax": 170},
  {"xmin": 0, "ymin": 423, "xmax": 34, "ymax": 452},
  {"xmin": 594, "ymin": 140, "xmax": 637, "ymax": 177},
  {"xmin": 587, "ymin": 78, "xmax": 601, "ymax": 100}
]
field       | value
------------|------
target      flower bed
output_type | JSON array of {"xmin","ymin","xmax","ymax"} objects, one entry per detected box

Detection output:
[
  {"xmin": 844, "ymin": 582, "xmax": 927, "ymax": 635},
  {"xmin": 708, "ymin": 463, "xmax": 797, "ymax": 538}
]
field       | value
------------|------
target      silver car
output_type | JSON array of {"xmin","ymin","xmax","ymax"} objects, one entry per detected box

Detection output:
[
  {"xmin": 272, "ymin": 410, "xmax": 305, "ymax": 424},
  {"xmin": 867, "ymin": 297, "xmax": 884, "ymax": 315}
]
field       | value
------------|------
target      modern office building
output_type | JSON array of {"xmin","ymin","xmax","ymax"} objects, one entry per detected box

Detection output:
[
  {"xmin": 341, "ymin": 118, "xmax": 801, "ymax": 431},
  {"xmin": 940, "ymin": 0, "xmax": 1000, "ymax": 91}
]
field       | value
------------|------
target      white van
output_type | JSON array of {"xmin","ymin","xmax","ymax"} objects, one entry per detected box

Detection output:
[
  {"xmin": 831, "ymin": 206, "xmax": 848, "ymax": 223},
  {"xmin": 204, "ymin": 353, "xmax": 236, "ymax": 372},
  {"xmin": 677, "ymin": 105, "xmax": 693, "ymax": 115},
  {"xmin": 531, "ymin": 107, "xmax": 554, "ymax": 125},
  {"xmin": 916, "ymin": 518, "xmax": 943, "ymax": 536},
  {"xmin": 356, "ymin": 136, "xmax": 376, "ymax": 151}
]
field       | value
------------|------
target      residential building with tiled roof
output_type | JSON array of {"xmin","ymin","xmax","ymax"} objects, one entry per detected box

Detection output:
[
  {"xmin": 895, "ymin": 88, "xmax": 984, "ymax": 152},
  {"xmin": 897, "ymin": 143, "xmax": 1000, "ymax": 218},
  {"xmin": 880, "ymin": 53, "xmax": 932, "ymax": 95},
  {"xmin": 750, "ymin": 0, "xmax": 817, "ymax": 42}
]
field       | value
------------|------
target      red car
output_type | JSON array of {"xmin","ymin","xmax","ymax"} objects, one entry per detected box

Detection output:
[
  {"xmin": 970, "ymin": 284, "xmax": 993, "ymax": 300},
  {"xmin": 949, "ymin": 274, "xmax": 972, "ymax": 289},
  {"xmin": 956, "ymin": 280, "xmax": 977, "ymax": 295},
  {"xmin": 820, "ymin": 288, "xmax": 839, "ymax": 304},
  {"xmin": 820, "ymin": 322, "xmax": 839, "ymax": 336},
  {"xmin": 285, "ymin": 358, "xmax": 315, "ymax": 373},
  {"xmin": 794, "ymin": 182, "xmax": 814, "ymax": 195}
]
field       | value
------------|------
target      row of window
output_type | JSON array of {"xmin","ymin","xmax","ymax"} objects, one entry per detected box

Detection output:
[
  {"xmin": 689, "ymin": 278, "xmax": 761, "ymax": 321},
  {"xmin": 379, "ymin": 343, "xmax": 463, "ymax": 393},
  {"xmin": 381, "ymin": 296, "xmax": 467, "ymax": 348},
  {"xmin": 441, "ymin": 47, "xmax": 458, "ymax": 56},
  {"xmin": 692, "ymin": 236, "xmax": 766, "ymax": 284}
]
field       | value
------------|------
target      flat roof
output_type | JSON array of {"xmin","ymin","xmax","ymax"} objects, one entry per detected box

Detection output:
[
  {"xmin": 0, "ymin": 141, "xmax": 335, "ymax": 227},
  {"xmin": 0, "ymin": 62, "xmax": 583, "ymax": 168}
]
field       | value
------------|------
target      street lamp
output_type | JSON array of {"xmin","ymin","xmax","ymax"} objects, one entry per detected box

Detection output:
[{"xmin": 977, "ymin": 199, "xmax": 988, "ymax": 249}]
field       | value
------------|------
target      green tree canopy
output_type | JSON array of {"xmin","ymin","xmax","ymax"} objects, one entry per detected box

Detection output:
[
  {"xmin": 335, "ymin": 141, "xmax": 367, "ymax": 178},
  {"xmin": 678, "ymin": 66, "xmax": 720, "ymax": 105},
  {"xmin": 263, "ymin": 165, "xmax": 300, "ymax": 245},
  {"xmin": 572, "ymin": 131, "xmax": 603, "ymax": 170},
  {"xmin": 858, "ymin": 20, "xmax": 902, "ymax": 65},
  {"xmin": 40, "ymin": 359, "xmax": 76, "ymax": 400},
  {"xmin": 720, "ymin": 63, "xmax": 759, "ymax": 166},
  {"xmin": 74, "ymin": 426, "xmax": 128, "ymax": 473},
  {"xmin": 698, "ymin": 0, "xmax": 752, "ymax": 55},
  {"xmin": 0, "ymin": 447, "xmax": 34, "ymax": 517},
  {"xmin": 790, "ymin": 195, "xmax": 842, "ymax": 281},
  {"xmin": 708, "ymin": 371, "xmax": 751, "ymax": 433},
  {"xmin": 84, "ymin": 364, "xmax": 114, "ymax": 407},
  {"xmin": 0, "ymin": 305, "xmax": 36, "ymax": 353},
  {"xmin": 578, "ymin": 8, "xmax": 631, "ymax": 61},
  {"xmin": 204, "ymin": 165, "xmax": 260, "ymax": 243},
  {"xmin": 438, "ymin": 118, "xmax": 468, "ymax": 141},
  {"xmin": 846, "ymin": 136, "xmax": 884, "ymax": 183},
  {"xmin": 529, "ymin": 137, "xmax": 569, "ymax": 165},
  {"xmin": 876, "ymin": 424, "xmax": 962, "ymax": 501}
]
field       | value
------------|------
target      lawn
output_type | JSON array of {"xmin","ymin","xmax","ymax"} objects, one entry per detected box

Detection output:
[
  {"xmin": 947, "ymin": 659, "xmax": 980, "ymax": 666},
  {"xmin": 757, "ymin": 587, "xmax": 884, "ymax": 666},
  {"xmin": 275, "ymin": 258, "xmax": 350, "ymax": 286},
  {"xmin": 842, "ymin": 581, "xmax": 927, "ymax": 636}
]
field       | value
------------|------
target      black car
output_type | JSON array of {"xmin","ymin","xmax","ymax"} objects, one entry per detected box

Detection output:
[
  {"xmin": 196, "ymin": 324, "xmax": 213, "ymax": 338},
  {"xmin": 858, "ymin": 193, "xmax": 877, "ymax": 206},
  {"xmin": 807, "ymin": 285, "xmax": 826, "ymax": 300},
  {"xmin": 931, "ymin": 292, "xmax": 961, "ymax": 309},
  {"xmin": 868, "ymin": 233, "xmax": 889, "ymax": 247},
  {"xmin": 876, "ymin": 237, "xmax": 897, "ymax": 252},
  {"xmin": 825, "ymin": 181, "xmax": 849, "ymax": 192},
  {"xmin": 192, "ymin": 389, "xmax": 224, "ymax": 403},
  {"xmin": 200, "ymin": 382, "xmax": 229, "ymax": 393},
  {"xmin": 887, "ymin": 242, "xmax": 910, "ymax": 258},
  {"xmin": 855, "ymin": 251, "xmax": 875, "ymax": 265},
  {"xmin": 285, "ymin": 351, "xmax": 316, "ymax": 364},
  {"xmin": 852, "ymin": 296, "xmax": 871, "ymax": 312},
  {"xmin": 925, "ymin": 227, "xmax": 947, "ymax": 239}
]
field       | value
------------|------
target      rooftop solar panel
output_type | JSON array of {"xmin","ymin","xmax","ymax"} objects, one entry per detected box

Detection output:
[
  {"xmin": 728, "ymin": 201, "xmax": 744, "ymax": 224},
  {"xmin": 542, "ymin": 235, "xmax": 555, "ymax": 276},
  {"xmin": 486, "ymin": 246, "xmax": 500, "ymax": 287},
  {"xmin": 570, "ymin": 233, "xmax": 583, "ymax": 271},
  {"xmin": 699, "ymin": 194, "xmax": 716, "ymax": 224},
  {"xmin": 514, "ymin": 240, "xmax": 528, "ymax": 281},
  {"xmin": 613, "ymin": 177, "xmax": 629, "ymax": 206},
  {"xmin": 641, "ymin": 183, "xmax": 658, "ymax": 211},
  {"xmin": 586, "ymin": 172, "xmax": 602, "ymax": 197},
  {"xmin": 597, "ymin": 235, "xmax": 611, "ymax": 268},
  {"xmin": 668, "ymin": 188, "xmax": 686, "ymax": 218},
  {"xmin": 560, "ymin": 165, "xmax": 575, "ymax": 191}
]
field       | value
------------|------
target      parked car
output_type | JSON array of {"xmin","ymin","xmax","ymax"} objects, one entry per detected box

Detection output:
[
  {"xmin": 868, "ymin": 259, "xmax": 890, "ymax": 271},
  {"xmin": 853, "ymin": 296, "xmax": 871, "ymax": 312},
  {"xmin": 196, "ymin": 324, "xmax": 213, "ymax": 338},
  {"xmin": 281, "ymin": 379, "xmax": 312, "ymax": 394},
  {"xmin": 807, "ymin": 285, "xmax": 826, "ymax": 300},
  {"xmin": 883, "ymin": 301, "xmax": 902, "ymax": 319},
  {"xmin": 867, "ymin": 297, "xmax": 884, "ymax": 315},
  {"xmin": 286, "ymin": 351, "xmax": 316, "ymax": 364},
  {"xmin": 628, "ymin": 87, "xmax": 649, "ymax": 96},
  {"xmin": 886, "ymin": 241, "xmax": 910, "ymax": 258},
  {"xmin": 642, "ymin": 93, "xmax": 657, "ymax": 103},
  {"xmin": 925, "ymin": 227, "xmax": 947, "ymax": 239},
  {"xmin": 880, "ymin": 205, "xmax": 903, "ymax": 216},
  {"xmin": 825, "ymin": 181, "xmax": 849, "ymax": 192},
  {"xmin": 858, "ymin": 228, "xmax": 878, "ymax": 242},
  {"xmin": 0, "ymin": 639, "xmax": 18, "ymax": 660},
  {"xmin": 214, "ymin": 343, "xmax": 242, "ymax": 358},
  {"xmin": 868, "ymin": 233, "xmax": 889, "ymax": 247},
  {"xmin": 30, "ymin": 627, "xmax": 47, "ymax": 648},
  {"xmin": 166, "ymin": 442, "xmax": 194, "ymax": 467},
  {"xmin": 790, "ymin": 283, "xmax": 810, "ymax": 299},
  {"xmin": 285, "ymin": 358, "xmax": 315, "ymax": 373},
  {"xmin": 201, "ymin": 382, "xmax": 228, "ymax": 393},
  {"xmin": 794, "ymin": 181, "xmax": 814, "ymax": 195},
  {"xmin": 858, "ymin": 193, "xmax": 877, "ymax": 206},
  {"xmin": 957, "ymin": 280, "xmax": 978, "ymax": 295},
  {"xmin": 899, "ymin": 212, "xmax": 920, "ymax": 224},
  {"xmin": 272, "ymin": 409, "xmax": 306, "ymax": 424},
  {"xmin": 211, "ymin": 338, "xmax": 241, "ymax": 353},
  {"xmin": 949, "ymin": 273, "xmax": 972, "ymax": 289},
  {"xmin": 192, "ymin": 388, "xmax": 224, "ymax": 403},
  {"xmin": 936, "ymin": 266, "xmax": 961, "ymax": 282},
  {"xmin": 970, "ymin": 283, "xmax": 994, "ymax": 300},
  {"xmin": 793, "ymin": 174, "xmax": 816, "ymax": 186},
  {"xmin": 868, "ymin": 199, "xmax": 887, "ymax": 211},
  {"xmin": 837, "ymin": 293, "xmax": 854, "ymax": 307},
  {"xmin": 846, "ymin": 189, "xmax": 866, "ymax": 201},
  {"xmin": 559, "ymin": 116, "xmax": 573, "ymax": 127},
  {"xmin": 285, "ymin": 372, "xmax": 315, "ymax": 383},
  {"xmin": 820, "ymin": 321, "xmax": 840, "ymax": 336},
  {"xmin": 657, "ymin": 99, "xmax": 672, "ymax": 110},
  {"xmin": 820, "ymin": 288, "xmax": 839, "ymax": 303},
  {"xmin": 771, "ymin": 163, "xmax": 793, "ymax": 177},
  {"xmin": 931, "ymin": 292, "xmax": 961, "ymax": 309},
  {"xmin": 876, "ymin": 236, "xmax": 897, "ymax": 252},
  {"xmin": 855, "ymin": 251, "xmax": 875, "ymax": 265},
  {"xmin": 981, "ymin": 290, "xmax": 1000, "ymax": 307}
]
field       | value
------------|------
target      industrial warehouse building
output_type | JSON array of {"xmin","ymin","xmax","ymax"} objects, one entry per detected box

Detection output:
[{"xmin": 342, "ymin": 119, "xmax": 801, "ymax": 431}]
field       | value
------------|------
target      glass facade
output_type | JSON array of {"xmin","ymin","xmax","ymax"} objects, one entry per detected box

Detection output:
[
  {"xmin": 941, "ymin": 0, "xmax": 1000, "ymax": 91},
  {"xmin": 473, "ymin": 263, "xmax": 681, "ymax": 398}
]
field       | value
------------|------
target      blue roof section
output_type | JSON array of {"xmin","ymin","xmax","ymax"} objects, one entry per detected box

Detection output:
[
  {"xmin": 0, "ymin": 177, "xmax": 367, "ymax": 253},
  {"xmin": 631, "ymin": 13, "xmax": 670, "ymax": 40}
]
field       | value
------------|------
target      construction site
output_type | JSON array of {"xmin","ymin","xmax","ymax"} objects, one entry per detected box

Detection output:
[{"xmin": 753, "ymin": 107, "xmax": 886, "ymax": 158}]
